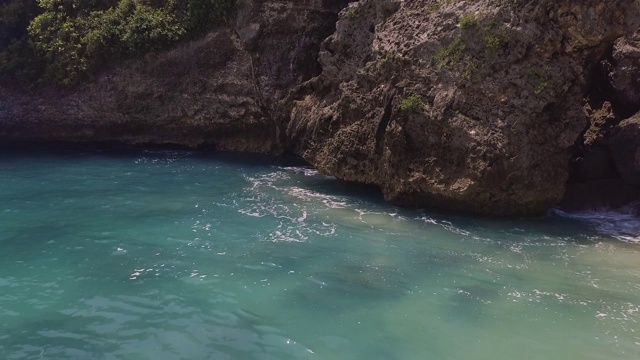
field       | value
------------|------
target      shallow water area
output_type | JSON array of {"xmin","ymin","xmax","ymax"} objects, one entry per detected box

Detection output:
[{"xmin": 1, "ymin": 144, "xmax": 639, "ymax": 359}]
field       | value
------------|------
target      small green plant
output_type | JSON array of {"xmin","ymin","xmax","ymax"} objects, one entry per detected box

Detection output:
[
  {"xmin": 399, "ymin": 94, "xmax": 424, "ymax": 112},
  {"xmin": 378, "ymin": 52, "xmax": 395, "ymax": 65},
  {"xmin": 345, "ymin": 7, "xmax": 358, "ymax": 20},
  {"xmin": 4, "ymin": 0, "xmax": 234, "ymax": 86},
  {"xmin": 463, "ymin": 59, "xmax": 479, "ymax": 79},
  {"xmin": 432, "ymin": 37, "xmax": 466, "ymax": 68},
  {"xmin": 483, "ymin": 24, "xmax": 509, "ymax": 56},
  {"xmin": 459, "ymin": 13, "xmax": 479, "ymax": 28}
]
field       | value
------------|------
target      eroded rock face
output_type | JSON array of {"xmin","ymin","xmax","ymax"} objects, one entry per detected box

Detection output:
[
  {"xmin": 288, "ymin": 0, "xmax": 640, "ymax": 215},
  {"xmin": 567, "ymin": 102, "xmax": 618, "ymax": 184},
  {"xmin": 2, "ymin": 31, "xmax": 274, "ymax": 151},
  {"xmin": 611, "ymin": 114, "xmax": 640, "ymax": 185},
  {"xmin": 562, "ymin": 112, "xmax": 640, "ymax": 211},
  {"xmin": 2, "ymin": 0, "xmax": 640, "ymax": 215},
  {"xmin": 562, "ymin": 26, "xmax": 640, "ymax": 211},
  {"xmin": 611, "ymin": 31, "xmax": 640, "ymax": 111},
  {"xmin": 0, "ymin": 0, "xmax": 349, "ymax": 152}
]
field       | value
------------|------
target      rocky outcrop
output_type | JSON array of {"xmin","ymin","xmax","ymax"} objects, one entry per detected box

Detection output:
[
  {"xmin": 288, "ymin": 0, "xmax": 640, "ymax": 215},
  {"xmin": 1, "ymin": 30, "xmax": 277, "ymax": 151},
  {"xmin": 562, "ymin": 27, "xmax": 640, "ymax": 211},
  {"xmin": 611, "ymin": 114, "xmax": 640, "ymax": 185},
  {"xmin": 567, "ymin": 102, "xmax": 618, "ymax": 184},
  {"xmin": 0, "ymin": 0, "xmax": 349, "ymax": 152},
  {"xmin": 2, "ymin": 0, "xmax": 640, "ymax": 215},
  {"xmin": 611, "ymin": 31, "xmax": 640, "ymax": 111}
]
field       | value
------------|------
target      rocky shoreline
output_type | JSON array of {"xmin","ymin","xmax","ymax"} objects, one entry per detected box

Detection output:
[{"xmin": 1, "ymin": 0, "xmax": 639, "ymax": 216}]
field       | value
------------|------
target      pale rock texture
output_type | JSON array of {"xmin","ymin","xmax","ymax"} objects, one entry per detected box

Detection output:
[{"xmin": 611, "ymin": 31, "xmax": 640, "ymax": 109}]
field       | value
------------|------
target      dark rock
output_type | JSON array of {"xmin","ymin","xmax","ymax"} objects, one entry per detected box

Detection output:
[
  {"xmin": 560, "ymin": 179, "xmax": 640, "ymax": 211},
  {"xmin": 611, "ymin": 31, "xmax": 640, "ymax": 112},
  {"xmin": 610, "ymin": 113, "xmax": 640, "ymax": 185},
  {"xmin": 567, "ymin": 102, "xmax": 619, "ymax": 183},
  {"xmin": 569, "ymin": 147, "xmax": 618, "ymax": 183}
]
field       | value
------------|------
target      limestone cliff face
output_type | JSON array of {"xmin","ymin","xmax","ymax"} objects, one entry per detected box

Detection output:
[
  {"xmin": 1, "ymin": 0, "xmax": 640, "ymax": 215},
  {"xmin": 611, "ymin": 31, "xmax": 640, "ymax": 109},
  {"xmin": 288, "ymin": 0, "xmax": 640, "ymax": 215},
  {"xmin": 0, "ymin": 0, "xmax": 349, "ymax": 152},
  {"xmin": 562, "ymin": 27, "xmax": 640, "ymax": 211},
  {"xmin": 610, "ymin": 32, "xmax": 640, "ymax": 189}
]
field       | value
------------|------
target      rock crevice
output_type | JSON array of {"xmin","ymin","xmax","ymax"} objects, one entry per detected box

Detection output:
[{"xmin": 562, "ymin": 28, "xmax": 640, "ymax": 211}]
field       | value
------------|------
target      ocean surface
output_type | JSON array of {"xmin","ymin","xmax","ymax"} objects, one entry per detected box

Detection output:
[{"xmin": 0, "ymin": 144, "xmax": 639, "ymax": 360}]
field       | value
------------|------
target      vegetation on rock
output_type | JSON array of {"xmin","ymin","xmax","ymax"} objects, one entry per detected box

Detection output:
[
  {"xmin": 431, "ymin": 37, "xmax": 466, "ymax": 68},
  {"xmin": 344, "ymin": 6, "xmax": 358, "ymax": 20},
  {"xmin": 459, "ymin": 13, "xmax": 479, "ymax": 28},
  {"xmin": 0, "ymin": 0, "xmax": 233, "ymax": 85},
  {"xmin": 399, "ymin": 94, "xmax": 424, "ymax": 112}
]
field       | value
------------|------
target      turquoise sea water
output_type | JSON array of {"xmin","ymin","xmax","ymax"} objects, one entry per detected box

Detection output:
[{"xmin": 1, "ymin": 144, "xmax": 639, "ymax": 360}]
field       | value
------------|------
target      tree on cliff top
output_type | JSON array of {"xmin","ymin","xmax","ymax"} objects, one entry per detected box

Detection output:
[{"xmin": 0, "ymin": 0, "xmax": 234, "ymax": 86}]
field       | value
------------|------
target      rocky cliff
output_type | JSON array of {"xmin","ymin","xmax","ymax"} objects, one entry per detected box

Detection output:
[
  {"xmin": 288, "ymin": 0, "xmax": 640, "ymax": 215},
  {"xmin": 563, "ymin": 26, "xmax": 640, "ymax": 211},
  {"xmin": 0, "ymin": 0, "xmax": 350, "ymax": 152},
  {"xmin": 2, "ymin": 0, "xmax": 640, "ymax": 216}
]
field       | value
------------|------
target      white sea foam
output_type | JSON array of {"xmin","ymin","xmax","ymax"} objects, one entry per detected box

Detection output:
[
  {"xmin": 282, "ymin": 166, "xmax": 333, "ymax": 179},
  {"xmin": 288, "ymin": 187, "xmax": 348, "ymax": 209},
  {"xmin": 553, "ymin": 209, "xmax": 640, "ymax": 243},
  {"xmin": 237, "ymin": 170, "xmax": 342, "ymax": 243},
  {"xmin": 419, "ymin": 216, "xmax": 471, "ymax": 237}
]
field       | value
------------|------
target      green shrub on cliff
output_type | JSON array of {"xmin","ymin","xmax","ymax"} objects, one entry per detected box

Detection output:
[
  {"xmin": 181, "ymin": 0, "xmax": 233, "ymax": 34},
  {"xmin": 0, "ymin": 0, "xmax": 39, "ymax": 49},
  {"xmin": 399, "ymin": 94, "xmax": 424, "ymax": 112},
  {"xmin": 344, "ymin": 6, "xmax": 358, "ymax": 20},
  {"xmin": 459, "ymin": 13, "xmax": 479, "ymax": 28},
  {"xmin": 2, "ymin": 0, "xmax": 234, "ymax": 85},
  {"xmin": 0, "ymin": 0, "xmax": 41, "ymax": 80},
  {"xmin": 431, "ymin": 37, "xmax": 466, "ymax": 68}
]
